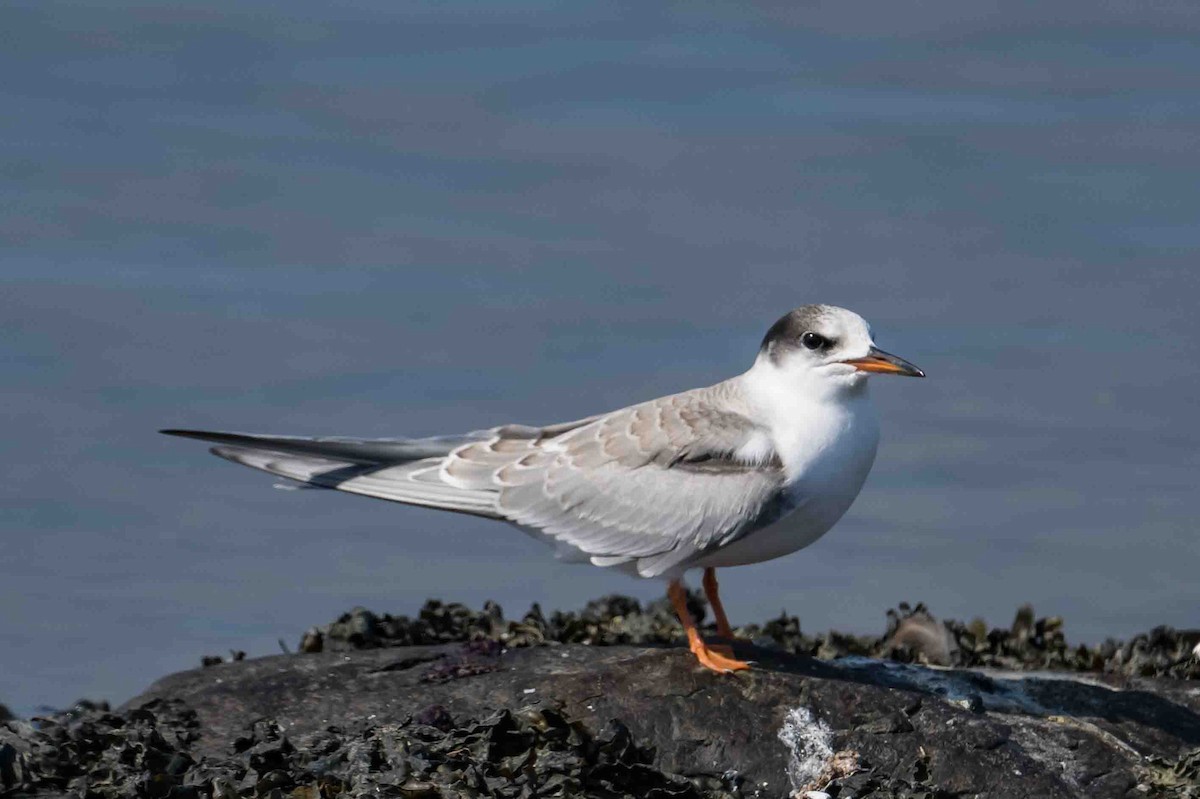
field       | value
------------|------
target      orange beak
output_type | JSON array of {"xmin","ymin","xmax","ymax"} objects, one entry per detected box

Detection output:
[{"xmin": 843, "ymin": 346, "xmax": 925, "ymax": 377}]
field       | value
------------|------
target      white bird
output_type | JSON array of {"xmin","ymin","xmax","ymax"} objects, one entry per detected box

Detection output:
[{"xmin": 163, "ymin": 304, "xmax": 924, "ymax": 672}]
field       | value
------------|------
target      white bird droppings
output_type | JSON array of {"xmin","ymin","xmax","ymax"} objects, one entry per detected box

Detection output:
[{"xmin": 777, "ymin": 706, "xmax": 834, "ymax": 791}]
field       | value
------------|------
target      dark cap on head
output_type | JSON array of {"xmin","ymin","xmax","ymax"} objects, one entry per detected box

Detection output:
[{"xmin": 759, "ymin": 305, "xmax": 832, "ymax": 359}]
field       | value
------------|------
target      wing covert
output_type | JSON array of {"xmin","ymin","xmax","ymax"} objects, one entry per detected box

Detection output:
[{"xmin": 448, "ymin": 383, "xmax": 788, "ymax": 577}]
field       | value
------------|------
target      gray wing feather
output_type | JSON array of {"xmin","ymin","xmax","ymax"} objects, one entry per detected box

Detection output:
[
  {"xmin": 446, "ymin": 382, "xmax": 786, "ymax": 577},
  {"xmin": 162, "ymin": 418, "xmax": 603, "ymax": 519},
  {"xmin": 166, "ymin": 383, "xmax": 785, "ymax": 577},
  {"xmin": 209, "ymin": 446, "xmax": 502, "ymax": 519}
]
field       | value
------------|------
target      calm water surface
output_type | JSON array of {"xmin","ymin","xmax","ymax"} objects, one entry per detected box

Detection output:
[{"xmin": 3, "ymin": 2, "xmax": 1200, "ymax": 716}]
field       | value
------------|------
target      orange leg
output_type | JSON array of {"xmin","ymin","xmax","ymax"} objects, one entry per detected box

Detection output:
[
  {"xmin": 702, "ymin": 567, "xmax": 736, "ymax": 640},
  {"xmin": 668, "ymin": 579, "xmax": 750, "ymax": 673}
]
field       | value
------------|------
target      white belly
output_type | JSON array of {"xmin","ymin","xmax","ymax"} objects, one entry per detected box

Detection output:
[
  {"xmin": 690, "ymin": 493, "xmax": 854, "ymax": 569},
  {"xmin": 691, "ymin": 392, "xmax": 880, "ymax": 571}
]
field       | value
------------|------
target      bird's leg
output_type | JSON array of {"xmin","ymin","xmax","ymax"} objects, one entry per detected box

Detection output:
[
  {"xmin": 702, "ymin": 567, "xmax": 736, "ymax": 640},
  {"xmin": 668, "ymin": 579, "xmax": 750, "ymax": 673},
  {"xmin": 701, "ymin": 567, "xmax": 736, "ymax": 657}
]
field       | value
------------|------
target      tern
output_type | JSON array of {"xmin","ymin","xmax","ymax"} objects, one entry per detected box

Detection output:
[{"xmin": 163, "ymin": 305, "xmax": 924, "ymax": 672}]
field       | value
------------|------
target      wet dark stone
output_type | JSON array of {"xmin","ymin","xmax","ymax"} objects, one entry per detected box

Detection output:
[
  {"xmin": 5, "ymin": 597, "xmax": 1200, "ymax": 797},
  {"xmin": 96, "ymin": 638, "xmax": 1200, "ymax": 798},
  {"xmin": 857, "ymin": 712, "xmax": 914, "ymax": 735}
]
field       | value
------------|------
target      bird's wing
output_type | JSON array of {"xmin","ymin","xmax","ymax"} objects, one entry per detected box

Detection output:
[
  {"xmin": 163, "ymin": 384, "xmax": 788, "ymax": 577},
  {"xmin": 206, "ymin": 446, "xmax": 504, "ymax": 518},
  {"xmin": 443, "ymin": 383, "xmax": 789, "ymax": 577},
  {"xmin": 159, "ymin": 419, "xmax": 601, "ymax": 520}
]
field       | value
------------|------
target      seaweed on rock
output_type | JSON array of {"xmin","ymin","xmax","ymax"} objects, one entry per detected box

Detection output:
[
  {"xmin": 1, "ymin": 699, "xmax": 741, "ymax": 799},
  {"xmin": 297, "ymin": 595, "xmax": 1200, "ymax": 681}
]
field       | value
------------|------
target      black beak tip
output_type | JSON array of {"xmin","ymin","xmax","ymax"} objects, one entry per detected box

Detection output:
[{"xmin": 866, "ymin": 346, "xmax": 926, "ymax": 378}]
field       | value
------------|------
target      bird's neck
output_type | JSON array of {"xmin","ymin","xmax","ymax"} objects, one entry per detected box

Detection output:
[{"xmin": 737, "ymin": 359, "xmax": 877, "ymax": 479}]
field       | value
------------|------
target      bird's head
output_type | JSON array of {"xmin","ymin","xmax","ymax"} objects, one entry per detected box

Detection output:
[{"xmin": 754, "ymin": 304, "xmax": 924, "ymax": 397}]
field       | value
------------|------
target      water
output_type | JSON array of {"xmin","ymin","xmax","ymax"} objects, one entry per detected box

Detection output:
[{"xmin": 2, "ymin": 1, "xmax": 1199, "ymax": 717}]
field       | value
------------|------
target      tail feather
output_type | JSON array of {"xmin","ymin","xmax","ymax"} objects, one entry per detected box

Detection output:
[
  {"xmin": 160, "ymin": 429, "xmax": 487, "ymax": 464},
  {"xmin": 161, "ymin": 428, "xmax": 502, "ymax": 519}
]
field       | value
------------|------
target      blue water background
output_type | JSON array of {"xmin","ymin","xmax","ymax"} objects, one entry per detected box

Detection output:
[{"xmin": 2, "ymin": 1, "xmax": 1199, "ymax": 715}]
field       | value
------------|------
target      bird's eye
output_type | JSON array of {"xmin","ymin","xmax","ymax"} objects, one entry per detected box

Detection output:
[{"xmin": 801, "ymin": 332, "xmax": 829, "ymax": 350}]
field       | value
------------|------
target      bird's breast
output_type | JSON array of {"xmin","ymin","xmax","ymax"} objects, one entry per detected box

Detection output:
[
  {"xmin": 774, "ymin": 396, "xmax": 879, "ymax": 489},
  {"xmin": 698, "ymin": 398, "xmax": 879, "ymax": 570}
]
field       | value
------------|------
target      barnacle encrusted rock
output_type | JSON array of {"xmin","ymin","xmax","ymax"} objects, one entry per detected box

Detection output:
[
  {"xmin": 6, "ymin": 640, "xmax": 1197, "ymax": 799},
  {"xmin": 5, "ymin": 597, "xmax": 1200, "ymax": 798},
  {"xmin": 299, "ymin": 594, "xmax": 1200, "ymax": 681},
  {"xmin": 0, "ymin": 697, "xmax": 738, "ymax": 798}
]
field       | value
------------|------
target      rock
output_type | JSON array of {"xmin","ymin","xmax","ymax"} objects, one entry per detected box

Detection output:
[
  {"xmin": 3, "ymin": 689, "xmax": 739, "ymax": 798},
  {"xmin": 298, "ymin": 594, "xmax": 1200, "ymax": 680},
  {"xmin": 6, "ymin": 597, "xmax": 1200, "ymax": 797},
  {"xmin": 100, "ymin": 639, "xmax": 1200, "ymax": 799}
]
